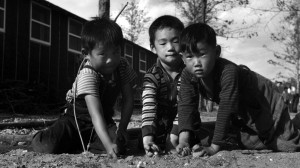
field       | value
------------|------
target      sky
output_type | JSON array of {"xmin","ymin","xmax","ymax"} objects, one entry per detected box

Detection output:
[{"xmin": 46, "ymin": 0, "xmax": 292, "ymax": 81}]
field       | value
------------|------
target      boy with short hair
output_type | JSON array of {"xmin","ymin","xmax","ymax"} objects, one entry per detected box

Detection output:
[
  {"xmin": 141, "ymin": 15, "xmax": 185, "ymax": 157},
  {"xmin": 32, "ymin": 18, "xmax": 137, "ymax": 158},
  {"xmin": 176, "ymin": 22, "xmax": 300, "ymax": 156}
]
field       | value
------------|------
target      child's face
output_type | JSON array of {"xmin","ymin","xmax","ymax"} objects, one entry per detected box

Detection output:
[
  {"xmin": 182, "ymin": 42, "xmax": 220, "ymax": 78},
  {"xmin": 88, "ymin": 42, "xmax": 121, "ymax": 75},
  {"xmin": 152, "ymin": 27, "xmax": 181, "ymax": 66}
]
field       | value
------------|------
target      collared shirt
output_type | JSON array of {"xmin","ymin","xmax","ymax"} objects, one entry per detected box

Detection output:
[{"xmin": 142, "ymin": 58, "xmax": 185, "ymax": 137}]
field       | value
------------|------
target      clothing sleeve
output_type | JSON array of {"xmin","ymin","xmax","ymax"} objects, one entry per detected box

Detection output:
[
  {"xmin": 67, "ymin": 68, "xmax": 100, "ymax": 100},
  {"xmin": 119, "ymin": 57, "xmax": 137, "ymax": 89},
  {"xmin": 212, "ymin": 65, "xmax": 239, "ymax": 145},
  {"xmin": 178, "ymin": 69, "xmax": 200, "ymax": 133},
  {"xmin": 141, "ymin": 72, "xmax": 159, "ymax": 137},
  {"xmin": 170, "ymin": 77, "xmax": 181, "ymax": 135}
]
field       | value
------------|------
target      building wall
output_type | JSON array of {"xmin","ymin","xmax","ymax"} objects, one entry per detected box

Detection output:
[{"xmin": 0, "ymin": 0, "xmax": 157, "ymax": 102}]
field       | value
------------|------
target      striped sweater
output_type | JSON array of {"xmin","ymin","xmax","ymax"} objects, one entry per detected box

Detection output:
[
  {"xmin": 142, "ymin": 59, "xmax": 184, "ymax": 137},
  {"xmin": 66, "ymin": 57, "xmax": 137, "ymax": 101}
]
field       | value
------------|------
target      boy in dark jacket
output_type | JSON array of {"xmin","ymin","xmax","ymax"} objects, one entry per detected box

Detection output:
[{"xmin": 176, "ymin": 22, "xmax": 300, "ymax": 156}]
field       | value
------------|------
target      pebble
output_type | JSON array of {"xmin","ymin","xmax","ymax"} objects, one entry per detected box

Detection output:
[
  {"xmin": 125, "ymin": 155, "xmax": 134, "ymax": 162},
  {"xmin": 17, "ymin": 142, "xmax": 26, "ymax": 146},
  {"xmin": 137, "ymin": 161, "xmax": 143, "ymax": 168}
]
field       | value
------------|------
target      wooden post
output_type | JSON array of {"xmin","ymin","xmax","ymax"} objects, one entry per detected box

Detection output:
[
  {"xmin": 296, "ymin": 17, "xmax": 300, "ymax": 95},
  {"xmin": 98, "ymin": 0, "xmax": 110, "ymax": 19},
  {"xmin": 296, "ymin": 3, "xmax": 300, "ymax": 112},
  {"xmin": 296, "ymin": 2, "xmax": 300, "ymax": 95},
  {"xmin": 202, "ymin": 0, "xmax": 207, "ymax": 23}
]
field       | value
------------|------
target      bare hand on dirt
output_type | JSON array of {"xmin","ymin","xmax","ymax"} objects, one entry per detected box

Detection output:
[
  {"xmin": 107, "ymin": 143, "xmax": 119, "ymax": 159},
  {"xmin": 192, "ymin": 143, "xmax": 220, "ymax": 157},
  {"xmin": 143, "ymin": 136, "xmax": 160, "ymax": 157},
  {"xmin": 176, "ymin": 143, "xmax": 191, "ymax": 156}
]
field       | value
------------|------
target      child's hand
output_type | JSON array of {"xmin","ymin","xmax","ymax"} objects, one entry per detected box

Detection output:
[
  {"xmin": 192, "ymin": 143, "xmax": 220, "ymax": 157},
  {"xmin": 107, "ymin": 143, "xmax": 119, "ymax": 159},
  {"xmin": 143, "ymin": 135, "xmax": 160, "ymax": 157},
  {"xmin": 176, "ymin": 142, "xmax": 191, "ymax": 156},
  {"xmin": 177, "ymin": 131, "xmax": 191, "ymax": 156}
]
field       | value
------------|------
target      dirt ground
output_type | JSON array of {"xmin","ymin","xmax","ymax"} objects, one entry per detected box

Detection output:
[{"xmin": 1, "ymin": 111, "xmax": 300, "ymax": 168}]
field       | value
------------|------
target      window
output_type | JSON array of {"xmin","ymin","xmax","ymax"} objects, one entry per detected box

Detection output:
[
  {"xmin": 0, "ymin": 0, "xmax": 5, "ymax": 32},
  {"xmin": 139, "ymin": 50, "xmax": 147, "ymax": 73},
  {"xmin": 68, "ymin": 18, "xmax": 82, "ymax": 54},
  {"xmin": 30, "ymin": 2, "xmax": 51, "ymax": 45},
  {"xmin": 124, "ymin": 43, "xmax": 133, "ymax": 67}
]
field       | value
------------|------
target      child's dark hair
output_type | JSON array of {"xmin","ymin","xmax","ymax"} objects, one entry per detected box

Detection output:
[
  {"xmin": 149, "ymin": 15, "xmax": 184, "ymax": 47},
  {"xmin": 81, "ymin": 17, "xmax": 123, "ymax": 54},
  {"xmin": 180, "ymin": 23, "xmax": 217, "ymax": 54}
]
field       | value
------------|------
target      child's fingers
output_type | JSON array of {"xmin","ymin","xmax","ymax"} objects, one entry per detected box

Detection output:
[
  {"xmin": 181, "ymin": 147, "xmax": 191, "ymax": 156},
  {"xmin": 150, "ymin": 144, "xmax": 160, "ymax": 153},
  {"xmin": 193, "ymin": 149, "xmax": 206, "ymax": 157},
  {"xmin": 143, "ymin": 143, "xmax": 151, "ymax": 151},
  {"xmin": 108, "ymin": 151, "xmax": 118, "ymax": 159},
  {"xmin": 192, "ymin": 144, "xmax": 202, "ymax": 152},
  {"xmin": 144, "ymin": 143, "xmax": 159, "ymax": 157},
  {"xmin": 205, "ymin": 146, "xmax": 218, "ymax": 156},
  {"xmin": 145, "ymin": 150, "xmax": 154, "ymax": 157},
  {"xmin": 176, "ymin": 145, "xmax": 183, "ymax": 154},
  {"xmin": 143, "ymin": 144, "xmax": 153, "ymax": 156}
]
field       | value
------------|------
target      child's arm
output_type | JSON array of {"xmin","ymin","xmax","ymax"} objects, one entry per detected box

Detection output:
[
  {"xmin": 141, "ymin": 72, "xmax": 160, "ymax": 156},
  {"xmin": 210, "ymin": 65, "xmax": 239, "ymax": 150},
  {"xmin": 117, "ymin": 83, "xmax": 134, "ymax": 142},
  {"xmin": 176, "ymin": 69, "xmax": 200, "ymax": 154},
  {"xmin": 85, "ymin": 95, "xmax": 118, "ymax": 158}
]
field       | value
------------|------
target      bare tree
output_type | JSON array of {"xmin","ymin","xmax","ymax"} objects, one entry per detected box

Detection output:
[
  {"xmin": 171, "ymin": 0, "xmax": 256, "ymax": 38},
  {"xmin": 263, "ymin": 0, "xmax": 300, "ymax": 94},
  {"xmin": 120, "ymin": 0, "xmax": 151, "ymax": 44},
  {"xmin": 98, "ymin": 0, "xmax": 110, "ymax": 19}
]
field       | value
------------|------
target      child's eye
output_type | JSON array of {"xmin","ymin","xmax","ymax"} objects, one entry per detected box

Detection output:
[
  {"xmin": 159, "ymin": 43, "xmax": 166, "ymax": 45},
  {"xmin": 198, "ymin": 53, "xmax": 205, "ymax": 57},
  {"xmin": 185, "ymin": 55, "xmax": 193, "ymax": 59}
]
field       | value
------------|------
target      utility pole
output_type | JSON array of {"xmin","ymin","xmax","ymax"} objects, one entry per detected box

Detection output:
[
  {"xmin": 293, "ymin": 0, "xmax": 300, "ymax": 113},
  {"xmin": 296, "ymin": 17, "xmax": 300, "ymax": 94},
  {"xmin": 98, "ymin": 0, "xmax": 110, "ymax": 19},
  {"xmin": 296, "ymin": 0, "xmax": 300, "ymax": 94},
  {"xmin": 201, "ymin": 0, "xmax": 207, "ymax": 23}
]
